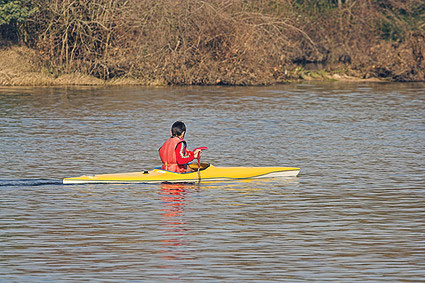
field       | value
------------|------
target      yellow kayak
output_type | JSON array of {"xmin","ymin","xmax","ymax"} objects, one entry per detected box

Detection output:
[{"xmin": 63, "ymin": 163, "xmax": 300, "ymax": 184}]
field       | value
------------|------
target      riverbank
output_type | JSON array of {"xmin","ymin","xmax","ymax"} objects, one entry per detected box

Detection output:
[
  {"xmin": 0, "ymin": 46, "xmax": 145, "ymax": 86},
  {"xmin": 0, "ymin": 46, "xmax": 388, "ymax": 87},
  {"xmin": 1, "ymin": 1, "xmax": 423, "ymax": 86}
]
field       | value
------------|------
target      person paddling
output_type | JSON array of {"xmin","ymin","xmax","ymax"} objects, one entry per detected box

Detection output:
[{"xmin": 159, "ymin": 121, "xmax": 201, "ymax": 173}]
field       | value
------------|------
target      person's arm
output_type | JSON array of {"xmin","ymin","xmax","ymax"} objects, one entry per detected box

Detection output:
[{"xmin": 175, "ymin": 142, "xmax": 195, "ymax": 165}]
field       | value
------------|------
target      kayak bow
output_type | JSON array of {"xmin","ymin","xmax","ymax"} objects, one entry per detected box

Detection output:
[{"xmin": 63, "ymin": 163, "xmax": 300, "ymax": 184}]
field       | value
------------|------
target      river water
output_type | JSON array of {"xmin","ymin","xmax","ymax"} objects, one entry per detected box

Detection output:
[{"xmin": 1, "ymin": 82, "xmax": 424, "ymax": 282}]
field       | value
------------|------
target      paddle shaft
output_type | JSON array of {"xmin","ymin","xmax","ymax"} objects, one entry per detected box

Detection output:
[
  {"xmin": 197, "ymin": 151, "xmax": 201, "ymax": 182},
  {"xmin": 194, "ymin": 147, "xmax": 207, "ymax": 182}
]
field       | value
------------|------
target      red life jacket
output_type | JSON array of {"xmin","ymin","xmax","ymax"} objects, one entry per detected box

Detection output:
[{"xmin": 158, "ymin": 137, "xmax": 188, "ymax": 173}]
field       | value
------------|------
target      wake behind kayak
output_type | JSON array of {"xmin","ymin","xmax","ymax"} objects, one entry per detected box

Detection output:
[{"xmin": 0, "ymin": 179, "xmax": 62, "ymax": 187}]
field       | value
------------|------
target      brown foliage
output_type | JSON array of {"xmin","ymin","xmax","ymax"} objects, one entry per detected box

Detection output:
[
  {"xmin": 288, "ymin": 0, "xmax": 425, "ymax": 81},
  {"xmin": 0, "ymin": 46, "xmax": 104, "ymax": 86},
  {"xmin": 367, "ymin": 31, "xmax": 425, "ymax": 81},
  {"xmin": 118, "ymin": 0, "xmax": 309, "ymax": 85},
  {"xmin": 34, "ymin": 0, "xmax": 123, "ymax": 78},
  {"xmin": 27, "ymin": 0, "xmax": 425, "ymax": 84},
  {"xmin": 30, "ymin": 0, "xmax": 313, "ymax": 84}
]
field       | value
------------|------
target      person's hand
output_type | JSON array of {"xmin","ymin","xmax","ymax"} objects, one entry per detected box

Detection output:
[{"xmin": 194, "ymin": 149, "xmax": 201, "ymax": 159}]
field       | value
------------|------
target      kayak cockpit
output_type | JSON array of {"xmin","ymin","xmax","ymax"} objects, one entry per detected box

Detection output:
[{"xmin": 188, "ymin": 162, "xmax": 210, "ymax": 171}]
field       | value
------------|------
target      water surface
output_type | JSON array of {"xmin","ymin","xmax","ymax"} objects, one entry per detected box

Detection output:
[{"xmin": 1, "ymin": 83, "xmax": 424, "ymax": 281}]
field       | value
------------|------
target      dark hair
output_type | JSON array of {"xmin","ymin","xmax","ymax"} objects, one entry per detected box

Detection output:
[{"xmin": 171, "ymin": 121, "xmax": 186, "ymax": 137}]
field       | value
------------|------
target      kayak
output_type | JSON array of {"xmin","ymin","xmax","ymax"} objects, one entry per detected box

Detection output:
[{"xmin": 62, "ymin": 163, "xmax": 300, "ymax": 184}]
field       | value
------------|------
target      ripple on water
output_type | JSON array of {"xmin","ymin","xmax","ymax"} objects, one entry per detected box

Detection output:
[{"xmin": 1, "ymin": 83, "xmax": 424, "ymax": 281}]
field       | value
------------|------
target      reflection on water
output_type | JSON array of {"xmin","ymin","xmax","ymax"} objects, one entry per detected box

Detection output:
[
  {"xmin": 0, "ymin": 82, "xmax": 424, "ymax": 281},
  {"xmin": 159, "ymin": 183, "xmax": 193, "ymax": 262}
]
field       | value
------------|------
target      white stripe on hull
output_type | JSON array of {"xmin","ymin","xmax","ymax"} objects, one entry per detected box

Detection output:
[{"xmin": 253, "ymin": 170, "xmax": 300, "ymax": 178}]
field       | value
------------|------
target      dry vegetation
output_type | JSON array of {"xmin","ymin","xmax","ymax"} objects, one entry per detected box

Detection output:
[{"xmin": 1, "ymin": 0, "xmax": 424, "ymax": 85}]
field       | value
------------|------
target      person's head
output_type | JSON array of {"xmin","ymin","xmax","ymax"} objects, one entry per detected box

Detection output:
[{"xmin": 171, "ymin": 121, "xmax": 186, "ymax": 138}]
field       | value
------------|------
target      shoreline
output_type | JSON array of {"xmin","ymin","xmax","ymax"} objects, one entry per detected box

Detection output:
[
  {"xmin": 0, "ymin": 72, "xmax": 388, "ymax": 87},
  {"xmin": 0, "ymin": 46, "xmax": 411, "ymax": 87}
]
